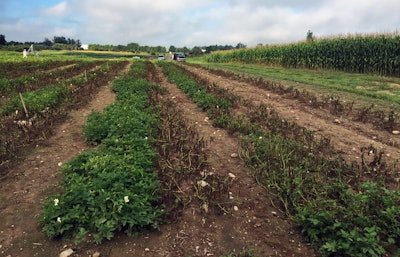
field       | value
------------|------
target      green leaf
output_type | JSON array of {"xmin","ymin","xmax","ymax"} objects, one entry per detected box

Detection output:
[{"xmin": 322, "ymin": 241, "xmax": 337, "ymax": 252}]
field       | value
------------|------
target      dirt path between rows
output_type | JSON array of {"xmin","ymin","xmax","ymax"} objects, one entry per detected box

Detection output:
[{"xmin": 2, "ymin": 61, "xmax": 398, "ymax": 257}]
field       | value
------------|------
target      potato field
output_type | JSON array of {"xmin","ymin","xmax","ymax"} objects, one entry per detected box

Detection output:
[
  {"xmin": 0, "ymin": 53, "xmax": 129, "ymax": 164},
  {"xmin": 0, "ymin": 44, "xmax": 400, "ymax": 257}
]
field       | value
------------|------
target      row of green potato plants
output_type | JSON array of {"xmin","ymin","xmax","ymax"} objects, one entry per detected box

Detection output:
[
  {"xmin": 0, "ymin": 61, "xmax": 127, "ymax": 166},
  {"xmin": 158, "ymin": 62, "xmax": 400, "ymax": 257},
  {"xmin": 0, "ymin": 61, "xmax": 115, "ymax": 116},
  {"xmin": 205, "ymin": 33, "xmax": 400, "ymax": 77},
  {"xmin": 0, "ymin": 60, "xmax": 75, "ymax": 79},
  {"xmin": 41, "ymin": 61, "xmax": 164, "ymax": 243},
  {"xmin": 0, "ymin": 60, "xmax": 107, "ymax": 96}
]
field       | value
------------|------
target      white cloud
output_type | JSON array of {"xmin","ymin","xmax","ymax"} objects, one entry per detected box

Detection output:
[
  {"xmin": 41, "ymin": 1, "xmax": 68, "ymax": 17},
  {"xmin": 0, "ymin": 0, "xmax": 399, "ymax": 47}
]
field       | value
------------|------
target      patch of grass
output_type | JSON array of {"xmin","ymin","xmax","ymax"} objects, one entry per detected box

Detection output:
[{"xmin": 189, "ymin": 61, "xmax": 400, "ymax": 111}]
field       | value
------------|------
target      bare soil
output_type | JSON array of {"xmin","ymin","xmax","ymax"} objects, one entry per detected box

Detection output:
[{"xmin": 1, "ymin": 62, "xmax": 399, "ymax": 257}]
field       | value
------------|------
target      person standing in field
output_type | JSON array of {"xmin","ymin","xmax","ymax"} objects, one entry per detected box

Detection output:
[{"xmin": 23, "ymin": 49, "xmax": 27, "ymax": 58}]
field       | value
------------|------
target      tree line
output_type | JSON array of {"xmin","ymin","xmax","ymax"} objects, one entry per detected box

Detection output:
[
  {"xmin": 88, "ymin": 42, "xmax": 246, "ymax": 56},
  {"xmin": 0, "ymin": 33, "xmax": 246, "ymax": 55},
  {"xmin": 0, "ymin": 34, "xmax": 82, "ymax": 51}
]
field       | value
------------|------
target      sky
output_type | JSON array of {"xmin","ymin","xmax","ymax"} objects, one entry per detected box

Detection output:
[{"xmin": 0, "ymin": 0, "xmax": 399, "ymax": 48}]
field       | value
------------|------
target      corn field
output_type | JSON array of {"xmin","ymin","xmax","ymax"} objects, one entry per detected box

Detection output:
[{"xmin": 205, "ymin": 33, "xmax": 400, "ymax": 77}]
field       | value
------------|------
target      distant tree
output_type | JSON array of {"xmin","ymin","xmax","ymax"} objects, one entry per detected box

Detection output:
[
  {"xmin": 139, "ymin": 45, "xmax": 150, "ymax": 53},
  {"xmin": 205, "ymin": 44, "xmax": 234, "ymax": 53},
  {"xmin": 113, "ymin": 45, "xmax": 125, "ymax": 51},
  {"xmin": 235, "ymin": 42, "xmax": 246, "ymax": 49},
  {"xmin": 67, "ymin": 38, "xmax": 76, "ymax": 45},
  {"xmin": 7, "ymin": 40, "xmax": 22, "ymax": 46},
  {"xmin": 204, "ymin": 45, "xmax": 214, "ymax": 52},
  {"xmin": 127, "ymin": 42, "xmax": 140, "ymax": 52},
  {"xmin": 43, "ymin": 38, "xmax": 53, "ymax": 46},
  {"xmin": 154, "ymin": 45, "xmax": 166, "ymax": 53},
  {"xmin": 53, "ymin": 36, "xmax": 67, "ymax": 44},
  {"xmin": 0, "ymin": 34, "xmax": 6, "ymax": 45},
  {"xmin": 306, "ymin": 30, "xmax": 314, "ymax": 42},
  {"xmin": 176, "ymin": 46, "xmax": 189, "ymax": 53},
  {"xmin": 206, "ymin": 45, "xmax": 233, "ymax": 51},
  {"xmin": 168, "ymin": 45, "xmax": 177, "ymax": 52},
  {"xmin": 190, "ymin": 46, "xmax": 203, "ymax": 55}
]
